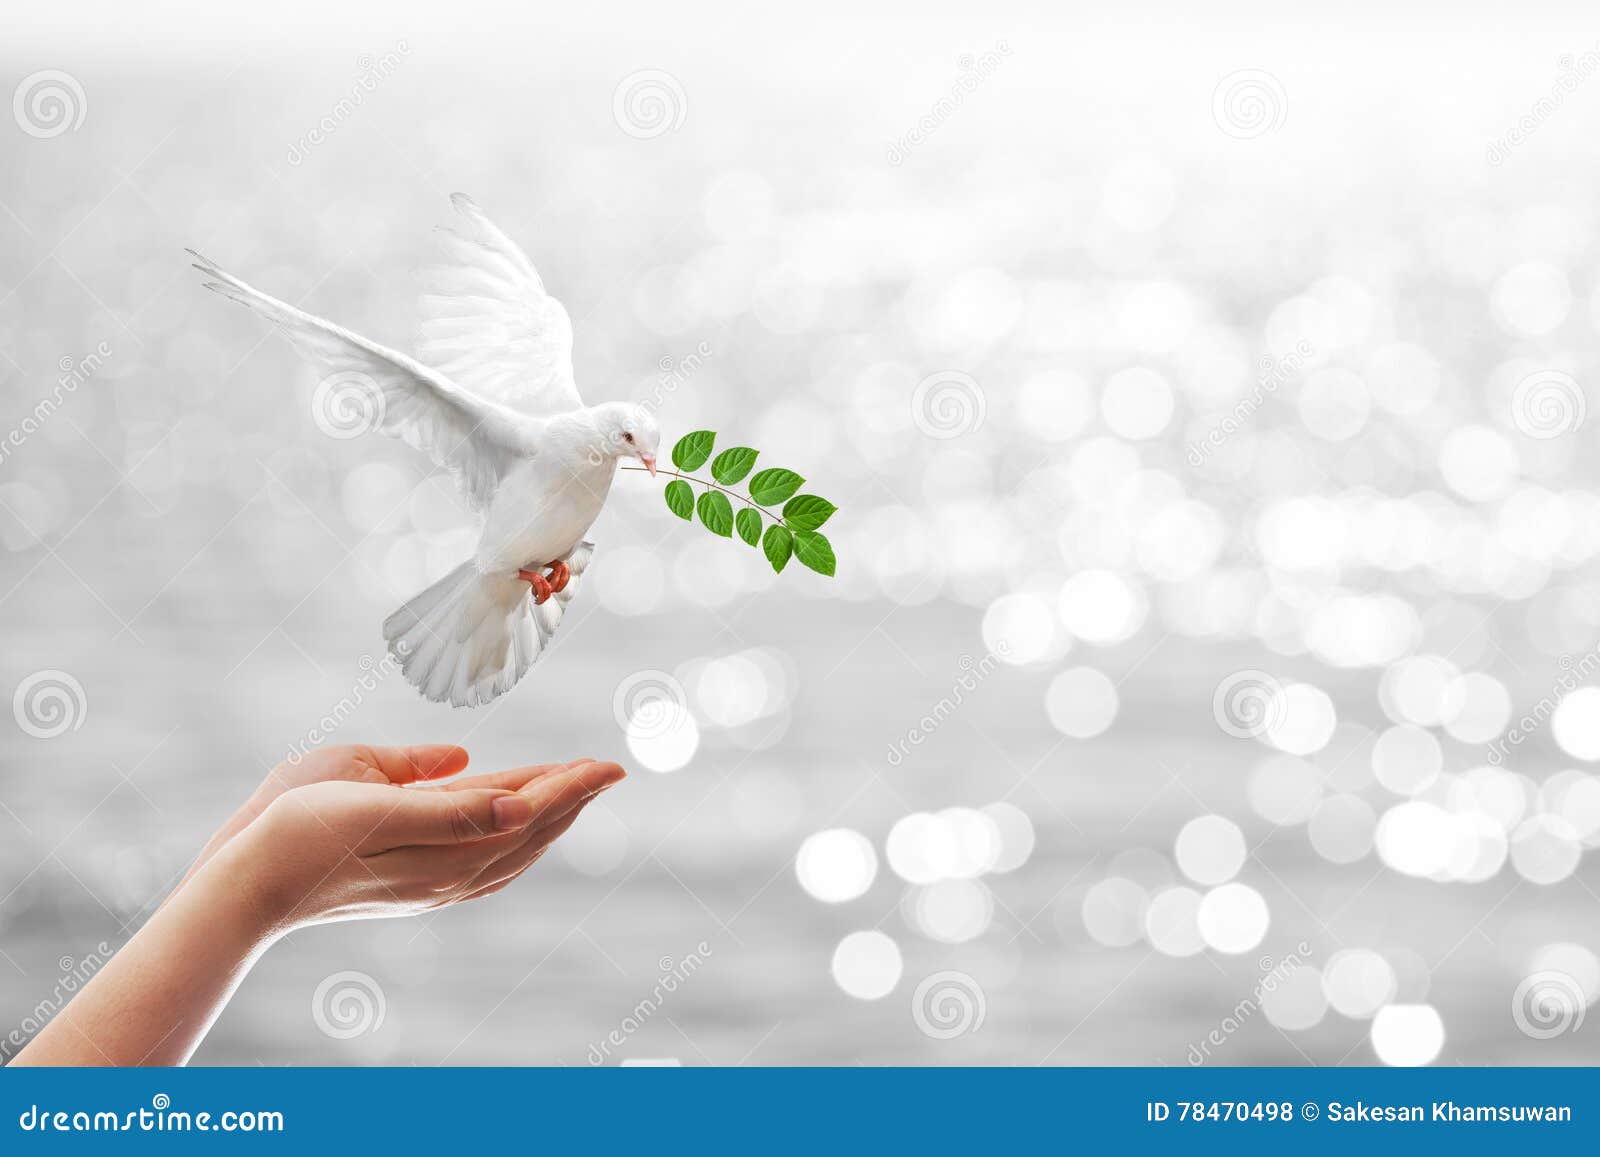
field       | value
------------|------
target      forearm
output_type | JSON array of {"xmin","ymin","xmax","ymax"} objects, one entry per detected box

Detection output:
[{"xmin": 11, "ymin": 841, "xmax": 276, "ymax": 1066}]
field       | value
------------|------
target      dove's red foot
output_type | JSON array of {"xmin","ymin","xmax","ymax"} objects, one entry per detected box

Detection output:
[
  {"xmin": 517, "ymin": 568, "xmax": 553, "ymax": 605},
  {"xmin": 516, "ymin": 561, "xmax": 569, "ymax": 605}
]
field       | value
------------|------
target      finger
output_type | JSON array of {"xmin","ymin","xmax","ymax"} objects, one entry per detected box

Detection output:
[
  {"xmin": 453, "ymin": 848, "xmax": 549, "ymax": 904},
  {"xmin": 451, "ymin": 808, "xmax": 589, "ymax": 905},
  {"xmin": 518, "ymin": 760, "xmax": 625, "ymax": 829},
  {"xmin": 455, "ymin": 872, "xmax": 521, "ymax": 904},
  {"xmin": 458, "ymin": 767, "xmax": 617, "ymax": 894},
  {"xmin": 415, "ymin": 758, "xmax": 590, "ymax": 795},
  {"xmin": 459, "ymin": 806, "xmax": 587, "ymax": 898},
  {"xmin": 371, "ymin": 824, "xmax": 531, "ymax": 882},
  {"xmin": 367, "ymin": 785, "xmax": 535, "ymax": 848},
  {"xmin": 373, "ymin": 762, "xmax": 622, "ymax": 880},
  {"xmin": 356, "ymin": 744, "xmax": 470, "ymax": 785}
]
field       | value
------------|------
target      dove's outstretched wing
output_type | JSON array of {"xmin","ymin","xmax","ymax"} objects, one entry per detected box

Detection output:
[
  {"xmin": 192, "ymin": 250, "xmax": 526, "ymax": 511},
  {"xmin": 414, "ymin": 194, "xmax": 584, "ymax": 418}
]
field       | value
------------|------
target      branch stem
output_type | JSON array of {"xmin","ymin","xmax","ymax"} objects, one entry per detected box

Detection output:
[{"xmin": 620, "ymin": 465, "xmax": 783, "ymax": 524}]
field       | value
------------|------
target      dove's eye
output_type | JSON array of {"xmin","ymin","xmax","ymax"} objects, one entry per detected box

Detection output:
[{"xmin": 623, "ymin": 432, "xmax": 635, "ymax": 444}]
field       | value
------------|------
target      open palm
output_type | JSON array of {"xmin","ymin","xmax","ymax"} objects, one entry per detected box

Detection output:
[{"xmin": 181, "ymin": 743, "xmax": 585, "ymax": 889}]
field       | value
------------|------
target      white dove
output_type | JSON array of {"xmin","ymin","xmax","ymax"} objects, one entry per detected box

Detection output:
[{"xmin": 193, "ymin": 194, "xmax": 661, "ymax": 707}]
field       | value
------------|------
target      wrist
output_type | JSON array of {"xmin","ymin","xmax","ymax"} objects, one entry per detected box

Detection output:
[
  {"xmin": 231, "ymin": 783, "xmax": 281, "ymax": 835},
  {"xmin": 196, "ymin": 817, "xmax": 301, "ymax": 944}
]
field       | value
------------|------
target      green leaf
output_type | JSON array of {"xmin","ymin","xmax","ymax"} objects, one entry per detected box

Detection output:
[
  {"xmin": 782, "ymin": 494, "xmax": 837, "ymax": 532},
  {"xmin": 762, "ymin": 524, "xmax": 793, "ymax": 573},
  {"xmin": 696, "ymin": 490, "xmax": 733, "ymax": 537},
  {"xmin": 711, "ymin": 446, "xmax": 759, "ymax": 485},
  {"xmin": 748, "ymin": 467, "xmax": 804, "ymax": 506},
  {"xmin": 664, "ymin": 479, "xmax": 694, "ymax": 520},
  {"xmin": 792, "ymin": 530, "xmax": 836, "ymax": 577},
  {"xmin": 735, "ymin": 507, "xmax": 762, "ymax": 546},
  {"xmin": 672, "ymin": 430, "xmax": 716, "ymax": 471}
]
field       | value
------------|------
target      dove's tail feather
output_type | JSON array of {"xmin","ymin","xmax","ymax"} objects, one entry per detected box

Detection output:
[{"xmin": 382, "ymin": 544, "xmax": 593, "ymax": 708}]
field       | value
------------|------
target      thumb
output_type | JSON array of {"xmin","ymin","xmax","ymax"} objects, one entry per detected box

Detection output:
[{"xmin": 376, "ymin": 787, "xmax": 536, "ymax": 847}]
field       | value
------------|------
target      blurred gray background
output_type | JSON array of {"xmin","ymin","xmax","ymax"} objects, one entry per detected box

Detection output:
[{"xmin": 4, "ymin": 0, "xmax": 1600, "ymax": 1066}]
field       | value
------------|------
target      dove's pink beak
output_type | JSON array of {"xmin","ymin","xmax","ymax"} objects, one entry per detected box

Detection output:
[{"xmin": 640, "ymin": 453, "xmax": 657, "ymax": 477}]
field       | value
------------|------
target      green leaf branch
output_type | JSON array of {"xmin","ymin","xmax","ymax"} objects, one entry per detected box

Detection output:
[{"xmin": 620, "ymin": 429, "xmax": 838, "ymax": 577}]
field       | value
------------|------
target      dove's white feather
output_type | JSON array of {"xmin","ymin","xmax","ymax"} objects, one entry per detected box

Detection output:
[
  {"xmin": 415, "ymin": 193, "xmax": 582, "ymax": 418},
  {"xmin": 190, "ymin": 249, "xmax": 533, "ymax": 513},
  {"xmin": 193, "ymin": 196, "xmax": 661, "ymax": 708},
  {"xmin": 383, "ymin": 542, "xmax": 593, "ymax": 708}
]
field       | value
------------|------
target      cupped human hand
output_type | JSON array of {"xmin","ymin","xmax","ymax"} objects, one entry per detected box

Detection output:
[
  {"xmin": 211, "ymin": 753, "xmax": 625, "ymax": 933},
  {"xmin": 183, "ymin": 744, "xmax": 588, "ymax": 886},
  {"xmin": 10, "ymin": 748, "xmax": 623, "ymax": 1068}
]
